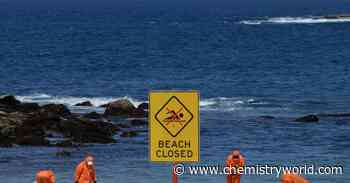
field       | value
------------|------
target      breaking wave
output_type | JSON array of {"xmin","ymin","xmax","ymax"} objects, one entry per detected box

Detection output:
[
  {"xmin": 239, "ymin": 16, "xmax": 350, "ymax": 25},
  {"xmin": 15, "ymin": 94, "xmax": 283, "ymax": 112},
  {"xmin": 199, "ymin": 97, "xmax": 282, "ymax": 111},
  {"xmin": 16, "ymin": 94, "xmax": 144, "ymax": 108}
]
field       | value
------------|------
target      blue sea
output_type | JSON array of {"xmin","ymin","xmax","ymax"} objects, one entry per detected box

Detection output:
[{"xmin": 1, "ymin": 0, "xmax": 350, "ymax": 182}]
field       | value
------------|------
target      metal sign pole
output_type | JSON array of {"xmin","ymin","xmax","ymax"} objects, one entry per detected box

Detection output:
[{"xmin": 172, "ymin": 163, "xmax": 178, "ymax": 183}]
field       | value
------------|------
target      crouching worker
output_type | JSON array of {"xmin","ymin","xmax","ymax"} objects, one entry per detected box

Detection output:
[
  {"xmin": 226, "ymin": 150, "xmax": 245, "ymax": 183},
  {"xmin": 36, "ymin": 170, "xmax": 55, "ymax": 183},
  {"xmin": 280, "ymin": 171, "xmax": 310, "ymax": 183},
  {"xmin": 75, "ymin": 154, "xmax": 97, "ymax": 183}
]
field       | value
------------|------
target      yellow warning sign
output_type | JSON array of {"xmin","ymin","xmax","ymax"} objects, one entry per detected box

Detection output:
[{"xmin": 149, "ymin": 91, "xmax": 199, "ymax": 162}]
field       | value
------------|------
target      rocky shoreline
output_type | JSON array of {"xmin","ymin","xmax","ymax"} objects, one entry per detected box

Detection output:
[
  {"xmin": 0, "ymin": 95, "xmax": 148, "ymax": 147},
  {"xmin": 1, "ymin": 95, "xmax": 349, "ymax": 148}
]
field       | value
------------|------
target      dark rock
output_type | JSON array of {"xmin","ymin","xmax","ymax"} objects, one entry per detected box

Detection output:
[
  {"xmin": 99, "ymin": 103, "xmax": 109, "ymax": 108},
  {"xmin": 0, "ymin": 96, "xmax": 39, "ymax": 113},
  {"xmin": 104, "ymin": 99, "xmax": 136, "ymax": 116},
  {"xmin": 0, "ymin": 112, "xmax": 25, "ymax": 147},
  {"xmin": 35, "ymin": 110, "xmax": 61, "ymax": 122},
  {"xmin": 16, "ymin": 103, "xmax": 40, "ymax": 113},
  {"xmin": 16, "ymin": 123, "xmax": 46, "ymax": 138},
  {"xmin": 0, "ymin": 95, "xmax": 21, "ymax": 106},
  {"xmin": 131, "ymin": 108, "xmax": 147, "ymax": 117},
  {"xmin": 74, "ymin": 101, "xmax": 93, "ymax": 107},
  {"xmin": 0, "ymin": 133, "xmax": 13, "ymax": 147},
  {"xmin": 16, "ymin": 136, "xmax": 50, "ymax": 146},
  {"xmin": 137, "ymin": 103, "xmax": 149, "ymax": 110},
  {"xmin": 1, "ymin": 125, "xmax": 16, "ymax": 137},
  {"xmin": 83, "ymin": 112, "xmax": 102, "ymax": 119},
  {"xmin": 130, "ymin": 119, "xmax": 147, "ymax": 126},
  {"xmin": 0, "ymin": 102, "xmax": 40, "ymax": 113},
  {"xmin": 0, "ymin": 102, "xmax": 119, "ymax": 147},
  {"xmin": 295, "ymin": 115, "xmax": 319, "ymax": 122},
  {"xmin": 120, "ymin": 131, "xmax": 138, "ymax": 137},
  {"xmin": 59, "ymin": 118, "xmax": 118, "ymax": 144},
  {"xmin": 0, "ymin": 140, "xmax": 13, "ymax": 147},
  {"xmin": 1, "ymin": 112, "xmax": 53, "ymax": 147},
  {"xmin": 40, "ymin": 104, "xmax": 71, "ymax": 117}
]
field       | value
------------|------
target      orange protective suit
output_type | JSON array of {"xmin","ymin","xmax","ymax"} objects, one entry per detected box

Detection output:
[
  {"xmin": 36, "ymin": 170, "xmax": 55, "ymax": 183},
  {"xmin": 226, "ymin": 154, "xmax": 245, "ymax": 183},
  {"xmin": 280, "ymin": 172, "xmax": 310, "ymax": 183},
  {"xmin": 75, "ymin": 161, "xmax": 96, "ymax": 183}
]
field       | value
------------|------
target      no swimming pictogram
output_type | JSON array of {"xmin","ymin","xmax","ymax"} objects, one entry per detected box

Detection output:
[
  {"xmin": 155, "ymin": 96, "xmax": 194, "ymax": 137},
  {"xmin": 149, "ymin": 91, "xmax": 200, "ymax": 162}
]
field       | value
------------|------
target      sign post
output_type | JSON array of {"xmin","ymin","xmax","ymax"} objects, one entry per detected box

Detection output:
[
  {"xmin": 149, "ymin": 91, "xmax": 200, "ymax": 182},
  {"xmin": 172, "ymin": 163, "xmax": 178, "ymax": 183}
]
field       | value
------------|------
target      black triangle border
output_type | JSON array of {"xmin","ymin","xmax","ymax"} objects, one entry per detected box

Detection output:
[{"xmin": 154, "ymin": 96, "xmax": 194, "ymax": 137}]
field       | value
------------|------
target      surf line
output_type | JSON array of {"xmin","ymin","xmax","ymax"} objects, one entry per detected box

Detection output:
[{"xmin": 156, "ymin": 140, "xmax": 193, "ymax": 158}]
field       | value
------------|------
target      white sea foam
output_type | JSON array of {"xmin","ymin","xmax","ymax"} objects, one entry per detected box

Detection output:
[
  {"xmin": 16, "ymin": 94, "xmax": 144, "ymax": 107},
  {"xmin": 239, "ymin": 16, "xmax": 350, "ymax": 25},
  {"xmin": 240, "ymin": 20, "xmax": 262, "ymax": 25},
  {"xmin": 199, "ymin": 97, "xmax": 258, "ymax": 111},
  {"xmin": 15, "ymin": 94, "xmax": 277, "ymax": 112}
]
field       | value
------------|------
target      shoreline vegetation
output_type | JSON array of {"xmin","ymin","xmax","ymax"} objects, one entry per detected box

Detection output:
[{"xmin": 1, "ymin": 95, "xmax": 350, "ymax": 148}]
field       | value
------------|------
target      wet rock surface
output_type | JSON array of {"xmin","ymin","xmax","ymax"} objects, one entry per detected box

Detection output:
[
  {"xmin": 0, "ymin": 96, "xmax": 20, "ymax": 106},
  {"xmin": 103, "ymin": 99, "xmax": 147, "ymax": 117},
  {"xmin": 137, "ymin": 103, "xmax": 149, "ymax": 111},
  {"xmin": 120, "ymin": 131, "xmax": 138, "ymax": 138},
  {"xmin": 74, "ymin": 101, "xmax": 93, "ymax": 107},
  {"xmin": 0, "ymin": 95, "xmax": 40, "ymax": 113},
  {"xmin": 130, "ymin": 119, "xmax": 147, "ymax": 126},
  {"xmin": 3, "ymin": 95, "xmax": 350, "ymax": 148},
  {"xmin": 0, "ymin": 96, "xmax": 133, "ymax": 147},
  {"xmin": 83, "ymin": 112, "xmax": 103, "ymax": 119}
]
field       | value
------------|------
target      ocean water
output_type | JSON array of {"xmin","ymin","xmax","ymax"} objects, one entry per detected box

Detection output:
[{"xmin": 1, "ymin": 1, "xmax": 350, "ymax": 182}]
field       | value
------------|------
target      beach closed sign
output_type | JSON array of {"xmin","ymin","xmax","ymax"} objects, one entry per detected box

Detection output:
[{"xmin": 149, "ymin": 91, "xmax": 200, "ymax": 162}]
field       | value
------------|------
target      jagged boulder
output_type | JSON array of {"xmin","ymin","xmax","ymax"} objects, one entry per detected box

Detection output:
[
  {"xmin": 0, "ymin": 96, "xmax": 40, "ymax": 113},
  {"xmin": 0, "ymin": 95, "xmax": 20, "ymax": 106},
  {"xmin": 99, "ymin": 103, "xmax": 109, "ymax": 108},
  {"xmin": 83, "ymin": 112, "xmax": 103, "ymax": 119},
  {"xmin": 0, "ymin": 114, "xmax": 15, "ymax": 147},
  {"xmin": 74, "ymin": 101, "xmax": 93, "ymax": 107},
  {"xmin": 0, "ymin": 102, "xmax": 120, "ymax": 146},
  {"xmin": 104, "ymin": 99, "xmax": 136, "ymax": 116},
  {"xmin": 0, "ymin": 111, "xmax": 23, "ymax": 147},
  {"xmin": 131, "ymin": 108, "xmax": 147, "ymax": 117},
  {"xmin": 40, "ymin": 104, "xmax": 71, "ymax": 117},
  {"xmin": 16, "ymin": 103, "xmax": 41, "ymax": 113},
  {"xmin": 59, "ymin": 118, "xmax": 118, "ymax": 144},
  {"xmin": 137, "ymin": 103, "xmax": 149, "ymax": 110}
]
